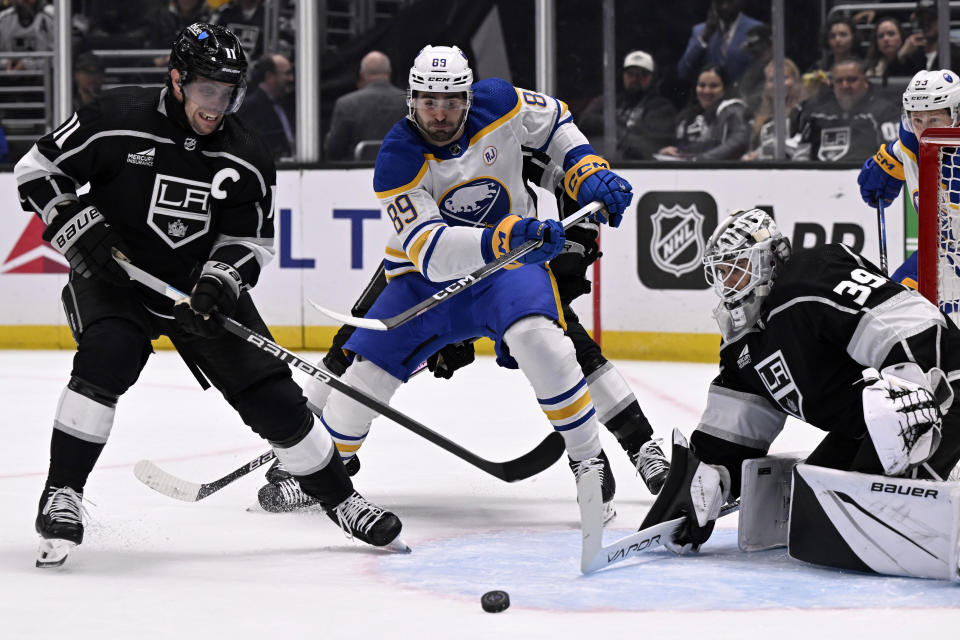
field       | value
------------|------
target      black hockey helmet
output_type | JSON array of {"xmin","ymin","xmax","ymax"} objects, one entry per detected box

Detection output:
[{"xmin": 169, "ymin": 23, "xmax": 247, "ymax": 113}]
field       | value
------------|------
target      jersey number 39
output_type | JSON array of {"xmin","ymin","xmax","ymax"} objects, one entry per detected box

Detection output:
[{"xmin": 833, "ymin": 268, "xmax": 885, "ymax": 305}]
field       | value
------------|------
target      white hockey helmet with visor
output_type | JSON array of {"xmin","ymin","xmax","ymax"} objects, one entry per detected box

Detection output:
[{"xmin": 703, "ymin": 209, "xmax": 791, "ymax": 341}]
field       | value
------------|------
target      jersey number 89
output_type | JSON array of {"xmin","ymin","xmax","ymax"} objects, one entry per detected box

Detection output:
[{"xmin": 387, "ymin": 194, "xmax": 419, "ymax": 233}]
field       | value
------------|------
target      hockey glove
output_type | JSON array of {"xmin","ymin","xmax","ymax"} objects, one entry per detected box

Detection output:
[
  {"xmin": 857, "ymin": 144, "xmax": 904, "ymax": 207},
  {"xmin": 174, "ymin": 261, "xmax": 241, "ymax": 338},
  {"xmin": 480, "ymin": 214, "xmax": 566, "ymax": 266},
  {"xmin": 427, "ymin": 340, "xmax": 476, "ymax": 379},
  {"xmin": 42, "ymin": 202, "xmax": 130, "ymax": 286},
  {"xmin": 861, "ymin": 363, "xmax": 947, "ymax": 476},
  {"xmin": 549, "ymin": 221, "xmax": 601, "ymax": 304},
  {"xmin": 577, "ymin": 170, "xmax": 633, "ymax": 228}
]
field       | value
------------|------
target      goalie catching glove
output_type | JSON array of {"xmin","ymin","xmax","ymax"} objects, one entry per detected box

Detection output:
[
  {"xmin": 174, "ymin": 261, "xmax": 241, "ymax": 338},
  {"xmin": 861, "ymin": 363, "xmax": 952, "ymax": 476},
  {"xmin": 42, "ymin": 202, "xmax": 130, "ymax": 286},
  {"xmin": 638, "ymin": 429, "xmax": 730, "ymax": 554}
]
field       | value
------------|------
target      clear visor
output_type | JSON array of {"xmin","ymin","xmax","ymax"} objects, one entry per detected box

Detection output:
[
  {"xmin": 901, "ymin": 107, "xmax": 957, "ymax": 135},
  {"xmin": 410, "ymin": 96, "xmax": 470, "ymax": 112},
  {"xmin": 703, "ymin": 250, "xmax": 759, "ymax": 303},
  {"xmin": 183, "ymin": 76, "xmax": 246, "ymax": 115}
]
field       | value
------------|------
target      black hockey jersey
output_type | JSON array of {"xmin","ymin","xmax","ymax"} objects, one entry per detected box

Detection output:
[
  {"xmin": 692, "ymin": 243, "xmax": 960, "ymax": 493},
  {"xmin": 14, "ymin": 86, "xmax": 276, "ymax": 311}
]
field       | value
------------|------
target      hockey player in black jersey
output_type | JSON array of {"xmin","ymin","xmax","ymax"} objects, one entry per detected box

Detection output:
[
  {"xmin": 255, "ymin": 151, "xmax": 669, "ymax": 514},
  {"xmin": 639, "ymin": 208, "xmax": 960, "ymax": 558},
  {"xmin": 14, "ymin": 23, "xmax": 404, "ymax": 568}
]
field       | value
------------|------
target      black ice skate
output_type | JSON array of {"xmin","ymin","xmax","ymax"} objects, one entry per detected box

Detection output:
[
  {"xmin": 35, "ymin": 485, "xmax": 86, "ymax": 568},
  {"xmin": 628, "ymin": 438, "xmax": 669, "ymax": 495},
  {"xmin": 569, "ymin": 450, "xmax": 616, "ymax": 524},
  {"xmin": 326, "ymin": 490, "xmax": 408, "ymax": 552},
  {"xmin": 258, "ymin": 457, "xmax": 360, "ymax": 512}
]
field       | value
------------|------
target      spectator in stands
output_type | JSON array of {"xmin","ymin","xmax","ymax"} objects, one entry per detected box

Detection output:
[
  {"xmin": 324, "ymin": 50, "xmax": 406, "ymax": 162},
  {"xmin": 82, "ymin": 0, "xmax": 155, "ymax": 51},
  {"xmin": 72, "ymin": 52, "xmax": 104, "ymax": 109},
  {"xmin": 794, "ymin": 58, "xmax": 900, "ymax": 162},
  {"xmin": 865, "ymin": 16, "xmax": 918, "ymax": 80},
  {"xmin": 237, "ymin": 51, "xmax": 295, "ymax": 160},
  {"xmin": 149, "ymin": 0, "xmax": 212, "ymax": 57},
  {"xmin": 0, "ymin": 124, "xmax": 9, "ymax": 164},
  {"xmin": 899, "ymin": 0, "xmax": 960, "ymax": 72},
  {"xmin": 677, "ymin": 0, "xmax": 765, "ymax": 84},
  {"xmin": 0, "ymin": 0, "xmax": 54, "ymax": 71},
  {"xmin": 742, "ymin": 58, "xmax": 805, "ymax": 161},
  {"xmin": 576, "ymin": 50, "xmax": 676, "ymax": 160},
  {"xmin": 805, "ymin": 16, "xmax": 861, "ymax": 99},
  {"xmin": 738, "ymin": 24, "xmax": 773, "ymax": 114},
  {"xmin": 658, "ymin": 63, "xmax": 751, "ymax": 161},
  {"xmin": 211, "ymin": 0, "xmax": 291, "ymax": 61}
]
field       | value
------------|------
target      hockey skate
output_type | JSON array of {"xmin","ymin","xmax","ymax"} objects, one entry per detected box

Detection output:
[
  {"xmin": 628, "ymin": 438, "xmax": 669, "ymax": 495},
  {"xmin": 326, "ymin": 491, "xmax": 408, "ymax": 552},
  {"xmin": 258, "ymin": 457, "xmax": 360, "ymax": 513},
  {"xmin": 35, "ymin": 485, "xmax": 86, "ymax": 568},
  {"xmin": 569, "ymin": 450, "xmax": 616, "ymax": 524}
]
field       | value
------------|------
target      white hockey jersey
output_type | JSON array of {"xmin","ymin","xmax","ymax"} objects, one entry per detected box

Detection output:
[{"xmin": 372, "ymin": 77, "xmax": 595, "ymax": 283}]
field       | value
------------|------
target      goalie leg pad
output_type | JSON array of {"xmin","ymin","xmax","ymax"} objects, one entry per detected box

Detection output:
[
  {"xmin": 738, "ymin": 453, "xmax": 804, "ymax": 551},
  {"xmin": 788, "ymin": 463, "xmax": 960, "ymax": 580}
]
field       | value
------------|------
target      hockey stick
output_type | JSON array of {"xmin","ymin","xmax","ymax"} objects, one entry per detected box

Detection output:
[
  {"xmin": 132, "ymin": 348, "xmax": 459, "ymax": 501},
  {"xmin": 576, "ymin": 466, "xmax": 740, "ymax": 574},
  {"xmin": 134, "ymin": 451, "xmax": 276, "ymax": 502},
  {"xmin": 877, "ymin": 200, "xmax": 889, "ymax": 275},
  {"xmin": 114, "ymin": 253, "xmax": 566, "ymax": 483},
  {"xmin": 309, "ymin": 200, "xmax": 605, "ymax": 331}
]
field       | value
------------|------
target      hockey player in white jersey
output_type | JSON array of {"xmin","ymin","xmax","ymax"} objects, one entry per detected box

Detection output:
[
  {"xmin": 857, "ymin": 68, "xmax": 960, "ymax": 288},
  {"xmin": 305, "ymin": 45, "xmax": 635, "ymax": 520}
]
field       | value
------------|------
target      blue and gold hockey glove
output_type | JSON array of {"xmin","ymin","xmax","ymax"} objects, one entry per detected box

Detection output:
[
  {"xmin": 480, "ymin": 214, "xmax": 565, "ymax": 266},
  {"xmin": 858, "ymin": 143, "xmax": 904, "ymax": 206},
  {"xmin": 563, "ymin": 154, "xmax": 633, "ymax": 227}
]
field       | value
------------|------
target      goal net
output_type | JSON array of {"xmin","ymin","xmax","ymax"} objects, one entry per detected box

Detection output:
[{"xmin": 918, "ymin": 127, "xmax": 960, "ymax": 328}]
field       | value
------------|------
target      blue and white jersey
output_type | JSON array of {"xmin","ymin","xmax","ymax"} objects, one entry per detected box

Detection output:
[{"xmin": 372, "ymin": 77, "xmax": 593, "ymax": 283}]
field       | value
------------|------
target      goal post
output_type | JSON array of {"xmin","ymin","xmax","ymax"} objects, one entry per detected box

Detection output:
[{"xmin": 918, "ymin": 127, "xmax": 960, "ymax": 324}]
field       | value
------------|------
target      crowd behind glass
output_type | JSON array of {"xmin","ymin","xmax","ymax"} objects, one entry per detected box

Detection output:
[{"xmin": 0, "ymin": 0, "xmax": 956, "ymax": 166}]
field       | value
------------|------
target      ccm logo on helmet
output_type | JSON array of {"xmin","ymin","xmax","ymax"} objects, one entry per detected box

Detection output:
[{"xmin": 870, "ymin": 482, "xmax": 938, "ymax": 498}]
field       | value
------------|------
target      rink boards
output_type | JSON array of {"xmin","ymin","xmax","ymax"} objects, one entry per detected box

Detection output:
[{"xmin": 0, "ymin": 166, "xmax": 903, "ymax": 360}]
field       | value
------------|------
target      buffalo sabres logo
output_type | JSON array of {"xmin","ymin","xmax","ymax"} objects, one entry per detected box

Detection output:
[
  {"xmin": 650, "ymin": 204, "xmax": 705, "ymax": 276},
  {"xmin": 438, "ymin": 177, "xmax": 511, "ymax": 226}
]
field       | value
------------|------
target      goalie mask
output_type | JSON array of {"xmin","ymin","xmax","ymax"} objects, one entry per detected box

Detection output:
[
  {"xmin": 703, "ymin": 209, "xmax": 791, "ymax": 341},
  {"xmin": 901, "ymin": 69, "xmax": 960, "ymax": 135},
  {"xmin": 406, "ymin": 45, "xmax": 474, "ymax": 144}
]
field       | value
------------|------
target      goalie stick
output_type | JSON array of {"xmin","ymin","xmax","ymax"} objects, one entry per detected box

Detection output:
[
  {"xmin": 114, "ymin": 253, "xmax": 566, "ymax": 484},
  {"xmin": 309, "ymin": 200, "xmax": 605, "ymax": 331},
  {"xmin": 576, "ymin": 466, "xmax": 740, "ymax": 574}
]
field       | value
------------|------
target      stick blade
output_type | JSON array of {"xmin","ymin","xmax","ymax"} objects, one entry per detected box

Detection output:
[
  {"xmin": 307, "ymin": 299, "xmax": 389, "ymax": 331},
  {"xmin": 133, "ymin": 460, "xmax": 203, "ymax": 502},
  {"xmin": 577, "ymin": 467, "xmax": 605, "ymax": 573},
  {"xmin": 501, "ymin": 431, "xmax": 566, "ymax": 482}
]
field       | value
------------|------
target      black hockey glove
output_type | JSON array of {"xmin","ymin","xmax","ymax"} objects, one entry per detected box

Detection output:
[
  {"xmin": 550, "ymin": 222, "xmax": 601, "ymax": 305},
  {"xmin": 42, "ymin": 202, "xmax": 130, "ymax": 286},
  {"xmin": 427, "ymin": 340, "xmax": 476, "ymax": 379},
  {"xmin": 174, "ymin": 261, "xmax": 241, "ymax": 338}
]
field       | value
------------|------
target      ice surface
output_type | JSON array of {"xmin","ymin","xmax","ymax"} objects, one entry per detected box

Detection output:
[{"xmin": 1, "ymin": 351, "xmax": 958, "ymax": 639}]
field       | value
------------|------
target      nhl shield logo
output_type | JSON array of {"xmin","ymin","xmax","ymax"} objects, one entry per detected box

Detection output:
[{"xmin": 650, "ymin": 204, "xmax": 705, "ymax": 277}]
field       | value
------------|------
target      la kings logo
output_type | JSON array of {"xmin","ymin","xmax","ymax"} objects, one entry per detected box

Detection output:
[
  {"xmin": 755, "ymin": 350, "xmax": 805, "ymax": 419},
  {"xmin": 147, "ymin": 174, "xmax": 212, "ymax": 248}
]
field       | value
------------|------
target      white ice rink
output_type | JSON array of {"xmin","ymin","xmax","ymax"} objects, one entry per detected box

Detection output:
[{"xmin": 2, "ymin": 350, "xmax": 959, "ymax": 639}]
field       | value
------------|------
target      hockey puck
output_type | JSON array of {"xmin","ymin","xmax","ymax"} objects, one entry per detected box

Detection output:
[{"xmin": 481, "ymin": 590, "xmax": 510, "ymax": 613}]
